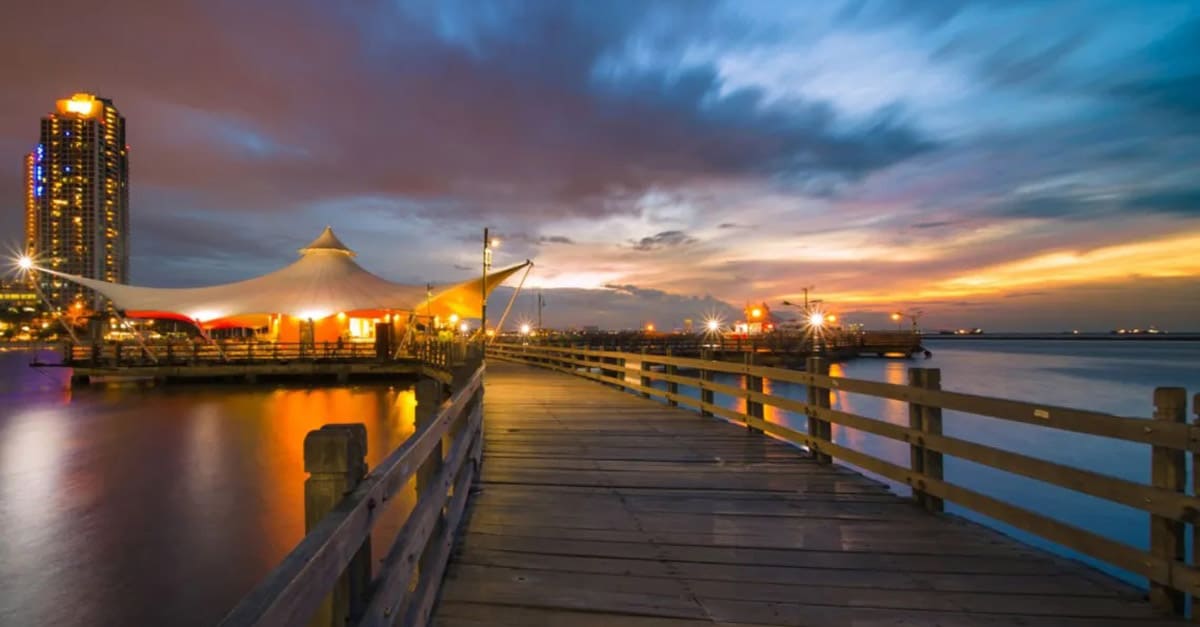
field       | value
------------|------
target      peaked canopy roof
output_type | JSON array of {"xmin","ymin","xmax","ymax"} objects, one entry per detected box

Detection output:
[{"xmin": 34, "ymin": 227, "xmax": 530, "ymax": 325}]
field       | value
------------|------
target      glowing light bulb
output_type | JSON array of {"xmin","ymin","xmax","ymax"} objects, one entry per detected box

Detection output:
[
  {"xmin": 17, "ymin": 256, "xmax": 33, "ymax": 270},
  {"xmin": 808, "ymin": 312, "xmax": 825, "ymax": 327}
]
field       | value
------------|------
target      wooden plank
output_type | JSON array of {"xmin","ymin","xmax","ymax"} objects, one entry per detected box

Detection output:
[{"xmin": 445, "ymin": 564, "xmax": 1159, "ymax": 618}]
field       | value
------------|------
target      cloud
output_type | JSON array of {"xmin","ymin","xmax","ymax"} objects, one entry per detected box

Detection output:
[{"xmin": 629, "ymin": 230, "xmax": 697, "ymax": 251}]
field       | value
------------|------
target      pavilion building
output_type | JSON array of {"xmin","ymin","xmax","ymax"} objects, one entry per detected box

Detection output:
[{"xmin": 28, "ymin": 227, "xmax": 530, "ymax": 346}]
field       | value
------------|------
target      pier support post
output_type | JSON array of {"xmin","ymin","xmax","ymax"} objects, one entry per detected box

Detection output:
[
  {"xmin": 303, "ymin": 424, "xmax": 370, "ymax": 627},
  {"xmin": 666, "ymin": 349, "xmax": 678, "ymax": 407},
  {"xmin": 907, "ymin": 368, "xmax": 943, "ymax": 513},
  {"xmin": 640, "ymin": 349, "xmax": 651, "ymax": 398},
  {"xmin": 805, "ymin": 357, "xmax": 831, "ymax": 464},
  {"xmin": 1149, "ymin": 387, "xmax": 1186, "ymax": 615},
  {"xmin": 745, "ymin": 352, "xmax": 763, "ymax": 432}
]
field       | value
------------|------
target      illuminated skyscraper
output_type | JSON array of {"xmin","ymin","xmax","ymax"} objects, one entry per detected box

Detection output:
[{"xmin": 25, "ymin": 93, "xmax": 129, "ymax": 309}]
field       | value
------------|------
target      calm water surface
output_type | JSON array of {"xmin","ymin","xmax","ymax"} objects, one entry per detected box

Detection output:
[
  {"xmin": 0, "ymin": 349, "xmax": 418, "ymax": 627},
  {"xmin": 0, "ymin": 340, "xmax": 1197, "ymax": 625}
]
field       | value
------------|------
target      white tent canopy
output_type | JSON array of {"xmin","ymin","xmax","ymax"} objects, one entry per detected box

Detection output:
[{"xmin": 32, "ymin": 227, "xmax": 530, "ymax": 326}]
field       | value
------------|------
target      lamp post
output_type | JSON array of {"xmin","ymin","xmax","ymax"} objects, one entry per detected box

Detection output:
[
  {"xmin": 891, "ymin": 312, "xmax": 903, "ymax": 331},
  {"xmin": 482, "ymin": 228, "xmax": 494, "ymax": 345}
]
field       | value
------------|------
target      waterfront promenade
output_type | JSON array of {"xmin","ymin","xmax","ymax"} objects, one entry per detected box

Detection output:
[{"xmin": 431, "ymin": 360, "xmax": 1180, "ymax": 626}]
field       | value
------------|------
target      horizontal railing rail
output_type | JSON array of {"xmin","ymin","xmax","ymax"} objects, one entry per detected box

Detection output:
[
  {"xmin": 218, "ymin": 358, "xmax": 484, "ymax": 627},
  {"xmin": 489, "ymin": 342, "xmax": 1200, "ymax": 617},
  {"xmin": 510, "ymin": 329, "xmax": 923, "ymax": 355}
]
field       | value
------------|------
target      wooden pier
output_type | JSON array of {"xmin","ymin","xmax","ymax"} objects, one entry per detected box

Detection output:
[
  {"xmin": 219, "ymin": 343, "xmax": 1198, "ymax": 627},
  {"xmin": 434, "ymin": 361, "xmax": 1180, "ymax": 626},
  {"xmin": 38, "ymin": 341, "xmax": 463, "ymax": 385}
]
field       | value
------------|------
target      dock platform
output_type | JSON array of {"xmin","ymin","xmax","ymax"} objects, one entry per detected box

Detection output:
[{"xmin": 433, "ymin": 361, "xmax": 1176, "ymax": 626}]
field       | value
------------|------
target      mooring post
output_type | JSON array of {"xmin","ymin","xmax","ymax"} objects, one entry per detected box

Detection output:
[
  {"xmin": 303, "ymin": 424, "xmax": 370, "ymax": 627},
  {"xmin": 805, "ymin": 356, "xmax": 831, "ymax": 464},
  {"xmin": 640, "ymin": 348, "xmax": 651, "ymax": 398},
  {"xmin": 1149, "ymin": 387, "xmax": 1186, "ymax": 615},
  {"xmin": 666, "ymin": 348, "xmax": 678, "ymax": 407},
  {"xmin": 745, "ymin": 352, "xmax": 763, "ymax": 432},
  {"xmin": 907, "ymin": 368, "xmax": 944, "ymax": 513},
  {"xmin": 700, "ymin": 349, "xmax": 714, "ymax": 417}
]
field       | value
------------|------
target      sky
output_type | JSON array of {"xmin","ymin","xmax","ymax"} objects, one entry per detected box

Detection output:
[{"xmin": 2, "ymin": 0, "xmax": 1198, "ymax": 331}]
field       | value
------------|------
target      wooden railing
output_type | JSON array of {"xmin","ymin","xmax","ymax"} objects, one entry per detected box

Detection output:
[
  {"xmin": 218, "ymin": 357, "xmax": 484, "ymax": 627},
  {"xmin": 512, "ymin": 329, "xmax": 923, "ymax": 357},
  {"xmin": 489, "ymin": 342, "xmax": 1200, "ymax": 617},
  {"xmin": 64, "ymin": 340, "xmax": 469, "ymax": 367}
]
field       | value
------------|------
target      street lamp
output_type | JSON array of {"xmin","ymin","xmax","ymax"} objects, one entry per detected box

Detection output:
[
  {"xmin": 891, "ymin": 312, "xmax": 903, "ymax": 330},
  {"xmin": 520, "ymin": 323, "xmax": 531, "ymax": 336}
]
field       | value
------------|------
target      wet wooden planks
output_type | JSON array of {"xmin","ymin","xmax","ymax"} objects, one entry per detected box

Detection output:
[{"xmin": 432, "ymin": 361, "xmax": 1178, "ymax": 626}]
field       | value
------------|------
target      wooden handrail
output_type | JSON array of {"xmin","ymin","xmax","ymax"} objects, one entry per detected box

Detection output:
[
  {"xmin": 217, "ymin": 361, "xmax": 484, "ymax": 627},
  {"xmin": 488, "ymin": 342, "xmax": 1200, "ymax": 615}
]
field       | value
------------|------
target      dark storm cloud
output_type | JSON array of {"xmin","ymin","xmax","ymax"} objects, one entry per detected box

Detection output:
[
  {"xmin": 0, "ymin": 0, "xmax": 934, "ymax": 228},
  {"xmin": 629, "ymin": 231, "xmax": 697, "ymax": 251}
]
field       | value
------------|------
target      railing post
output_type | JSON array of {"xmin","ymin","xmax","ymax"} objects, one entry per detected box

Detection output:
[
  {"xmin": 907, "ymin": 368, "xmax": 944, "ymax": 513},
  {"xmin": 745, "ymin": 352, "xmax": 763, "ymax": 432},
  {"xmin": 1193, "ymin": 393, "xmax": 1200, "ymax": 620},
  {"xmin": 666, "ymin": 348, "xmax": 678, "ymax": 407},
  {"xmin": 303, "ymin": 424, "xmax": 370, "ymax": 627},
  {"xmin": 700, "ymin": 350, "xmax": 714, "ymax": 417},
  {"xmin": 416, "ymin": 377, "xmax": 447, "ymax": 592},
  {"xmin": 640, "ymin": 348, "xmax": 651, "ymax": 398},
  {"xmin": 805, "ymin": 356, "xmax": 831, "ymax": 464},
  {"xmin": 1149, "ymin": 387, "xmax": 1186, "ymax": 615}
]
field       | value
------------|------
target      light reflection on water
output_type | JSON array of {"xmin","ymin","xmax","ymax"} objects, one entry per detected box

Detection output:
[
  {"xmin": 644, "ymin": 339, "xmax": 1200, "ymax": 587},
  {"xmin": 0, "ymin": 350, "xmax": 417, "ymax": 627}
]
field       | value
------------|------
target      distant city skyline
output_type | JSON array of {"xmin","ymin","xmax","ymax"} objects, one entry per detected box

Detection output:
[
  {"xmin": 2, "ymin": 1, "xmax": 1198, "ymax": 330},
  {"xmin": 24, "ymin": 92, "xmax": 129, "ymax": 310}
]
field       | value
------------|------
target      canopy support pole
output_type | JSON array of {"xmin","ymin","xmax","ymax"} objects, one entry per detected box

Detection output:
[
  {"xmin": 393, "ymin": 313, "xmax": 417, "ymax": 360},
  {"xmin": 490, "ymin": 261, "xmax": 532, "ymax": 345},
  {"xmin": 193, "ymin": 321, "xmax": 227, "ymax": 361},
  {"xmin": 25, "ymin": 269, "xmax": 82, "ymax": 345}
]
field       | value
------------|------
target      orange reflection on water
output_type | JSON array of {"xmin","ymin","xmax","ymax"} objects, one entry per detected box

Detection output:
[{"xmin": 254, "ymin": 386, "xmax": 419, "ymax": 565}]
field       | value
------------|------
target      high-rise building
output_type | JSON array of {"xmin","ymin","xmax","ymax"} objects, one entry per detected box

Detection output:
[{"xmin": 25, "ymin": 92, "xmax": 129, "ymax": 310}]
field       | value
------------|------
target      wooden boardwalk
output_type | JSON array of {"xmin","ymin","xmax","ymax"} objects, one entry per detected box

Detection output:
[{"xmin": 432, "ymin": 362, "xmax": 1178, "ymax": 627}]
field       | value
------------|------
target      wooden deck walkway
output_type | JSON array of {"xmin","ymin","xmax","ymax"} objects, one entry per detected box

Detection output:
[{"xmin": 432, "ymin": 362, "xmax": 1177, "ymax": 627}]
